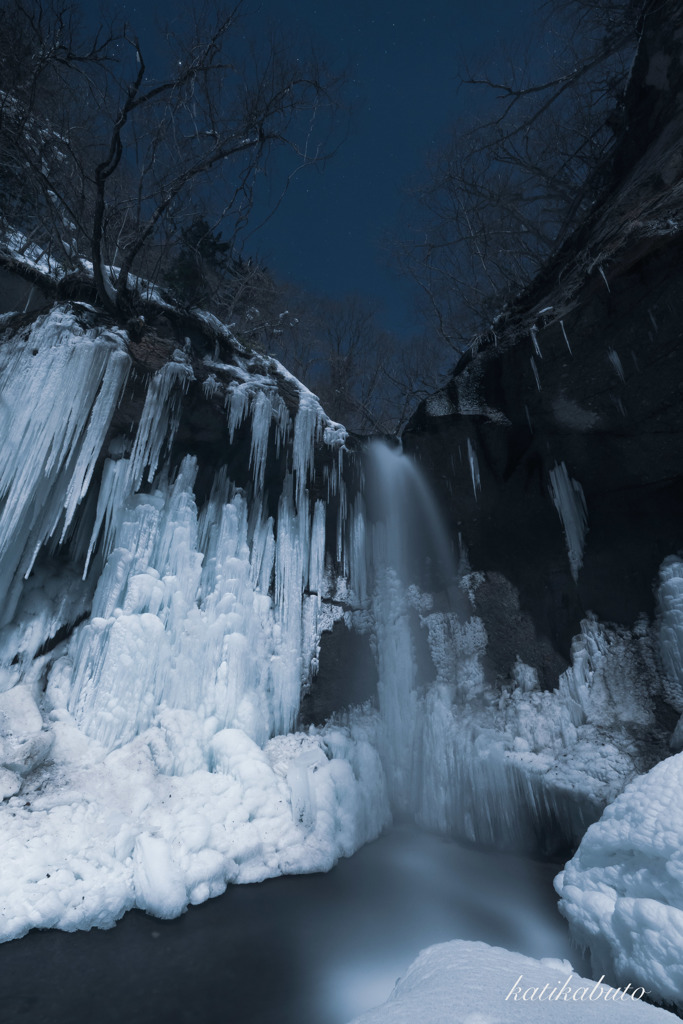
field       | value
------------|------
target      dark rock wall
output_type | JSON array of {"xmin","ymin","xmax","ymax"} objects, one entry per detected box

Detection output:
[
  {"xmin": 403, "ymin": 0, "xmax": 683, "ymax": 676},
  {"xmin": 405, "ymin": 232, "xmax": 683, "ymax": 667}
]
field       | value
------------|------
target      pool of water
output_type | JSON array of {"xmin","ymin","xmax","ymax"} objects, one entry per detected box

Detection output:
[{"xmin": 0, "ymin": 826, "xmax": 585, "ymax": 1024}]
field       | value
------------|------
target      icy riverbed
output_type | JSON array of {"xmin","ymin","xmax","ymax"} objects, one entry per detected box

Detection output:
[{"xmin": 0, "ymin": 826, "xmax": 582, "ymax": 1024}]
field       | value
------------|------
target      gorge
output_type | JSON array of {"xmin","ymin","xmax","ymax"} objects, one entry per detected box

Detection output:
[{"xmin": 3, "ymin": 0, "xmax": 683, "ymax": 1020}]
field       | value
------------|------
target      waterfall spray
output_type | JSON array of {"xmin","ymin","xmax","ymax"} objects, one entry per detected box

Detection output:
[{"xmin": 349, "ymin": 441, "xmax": 465, "ymax": 813}]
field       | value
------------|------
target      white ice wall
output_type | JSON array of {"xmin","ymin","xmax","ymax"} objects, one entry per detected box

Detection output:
[{"xmin": 0, "ymin": 306, "xmax": 393, "ymax": 942}]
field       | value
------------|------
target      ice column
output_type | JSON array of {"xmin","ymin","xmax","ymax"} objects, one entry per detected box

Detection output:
[
  {"xmin": 549, "ymin": 462, "xmax": 588, "ymax": 581},
  {"xmin": 0, "ymin": 309, "xmax": 130, "ymax": 625},
  {"xmin": 658, "ymin": 557, "xmax": 683, "ymax": 712},
  {"xmin": 85, "ymin": 359, "xmax": 193, "ymax": 571},
  {"xmin": 358, "ymin": 441, "xmax": 460, "ymax": 811}
]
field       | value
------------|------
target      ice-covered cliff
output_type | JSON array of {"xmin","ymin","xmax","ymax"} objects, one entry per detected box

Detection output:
[{"xmin": 0, "ymin": 299, "xmax": 391, "ymax": 940}]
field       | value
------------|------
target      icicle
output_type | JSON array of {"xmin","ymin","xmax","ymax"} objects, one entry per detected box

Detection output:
[
  {"xmin": 560, "ymin": 319, "xmax": 572, "ymax": 354},
  {"xmin": 61, "ymin": 350, "xmax": 131, "ymax": 539},
  {"xmin": 226, "ymin": 386, "xmax": 250, "ymax": 441},
  {"xmin": 84, "ymin": 360, "xmax": 193, "ymax": 570},
  {"xmin": 308, "ymin": 500, "xmax": 326, "ymax": 595},
  {"xmin": 0, "ymin": 310, "xmax": 131, "ymax": 624},
  {"xmin": 272, "ymin": 477, "xmax": 306, "ymax": 734},
  {"xmin": 127, "ymin": 361, "xmax": 194, "ymax": 490},
  {"xmin": 249, "ymin": 513, "xmax": 276, "ymax": 594},
  {"xmin": 608, "ymin": 349, "xmax": 625, "ymax": 382},
  {"xmin": 272, "ymin": 394, "xmax": 291, "ymax": 455},
  {"xmin": 524, "ymin": 404, "xmax": 533, "ymax": 433},
  {"xmin": 530, "ymin": 326, "xmax": 542, "ymax": 358},
  {"xmin": 336, "ymin": 476, "xmax": 347, "ymax": 570},
  {"xmin": 202, "ymin": 374, "xmax": 220, "ymax": 399},
  {"xmin": 347, "ymin": 494, "xmax": 367, "ymax": 604},
  {"xmin": 549, "ymin": 462, "xmax": 588, "ymax": 582},
  {"xmin": 292, "ymin": 395, "xmax": 322, "ymax": 512},
  {"xmin": 530, "ymin": 357, "xmax": 541, "ymax": 391},
  {"xmin": 598, "ymin": 266, "xmax": 611, "ymax": 292},
  {"xmin": 249, "ymin": 391, "xmax": 272, "ymax": 493},
  {"xmin": 467, "ymin": 438, "xmax": 481, "ymax": 500},
  {"xmin": 83, "ymin": 457, "xmax": 130, "ymax": 576}
]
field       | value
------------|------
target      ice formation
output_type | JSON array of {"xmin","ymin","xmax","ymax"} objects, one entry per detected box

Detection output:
[
  {"xmin": 0, "ymin": 305, "xmax": 393, "ymax": 941},
  {"xmin": 348, "ymin": 940, "xmax": 676, "ymax": 1023},
  {"xmin": 466, "ymin": 437, "xmax": 481, "ymax": 499},
  {"xmin": 555, "ymin": 751, "xmax": 683, "ymax": 1009},
  {"xmin": 0, "ymin": 303, "xmax": 674, "ymax": 945},
  {"xmin": 553, "ymin": 560, "xmax": 683, "ymax": 1009},
  {"xmin": 549, "ymin": 461, "xmax": 588, "ymax": 581},
  {"xmin": 608, "ymin": 348, "xmax": 626, "ymax": 382},
  {"xmin": 560, "ymin": 319, "xmax": 573, "ymax": 354}
]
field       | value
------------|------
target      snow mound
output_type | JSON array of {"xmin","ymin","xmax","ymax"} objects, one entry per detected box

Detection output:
[
  {"xmin": 349, "ymin": 940, "xmax": 676, "ymax": 1023},
  {"xmin": 555, "ymin": 751, "xmax": 683, "ymax": 1009}
]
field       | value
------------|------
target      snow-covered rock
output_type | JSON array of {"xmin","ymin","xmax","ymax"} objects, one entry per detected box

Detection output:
[
  {"xmin": 348, "ymin": 940, "xmax": 676, "ymax": 1023},
  {"xmin": 556, "ymin": 751, "xmax": 683, "ymax": 1010}
]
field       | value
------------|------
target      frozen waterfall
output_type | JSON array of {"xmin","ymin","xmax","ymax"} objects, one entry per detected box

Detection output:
[
  {"xmin": 347, "ymin": 441, "xmax": 464, "ymax": 811},
  {"xmin": 0, "ymin": 304, "xmax": 672, "ymax": 942},
  {"xmin": 0, "ymin": 305, "xmax": 389, "ymax": 940},
  {"xmin": 337, "ymin": 441, "xmax": 661, "ymax": 852}
]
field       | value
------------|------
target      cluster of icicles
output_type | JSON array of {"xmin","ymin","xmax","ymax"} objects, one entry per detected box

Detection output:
[
  {"xmin": 3, "ymin": 304, "xmax": 682, "ymax": 872},
  {"xmin": 0, "ymin": 308, "xmax": 340, "ymax": 749}
]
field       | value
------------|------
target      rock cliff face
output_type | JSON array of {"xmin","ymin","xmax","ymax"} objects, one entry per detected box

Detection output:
[{"xmin": 403, "ymin": 0, "xmax": 683, "ymax": 705}]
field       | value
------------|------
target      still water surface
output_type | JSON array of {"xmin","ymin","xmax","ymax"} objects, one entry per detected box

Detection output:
[{"xmin": 0, "ymin": 826, "xmax": 584, "ymax": 1024}]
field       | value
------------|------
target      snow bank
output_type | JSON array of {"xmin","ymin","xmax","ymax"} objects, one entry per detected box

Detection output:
[
  {"xmin": 555, "ymin": 751, "xmax": 683, "ymax": 1009},
  {"xmin": 348, "ymin": 940, "xmax": 676, "ymax": 1023}
]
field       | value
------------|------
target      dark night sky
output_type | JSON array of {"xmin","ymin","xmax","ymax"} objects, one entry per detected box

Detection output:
[
  {"xmin": 104, "ymin": 1, "xmax": 538, "ymax": 336},
  {"xmin": 251, "ymin": 1, "xmax": 537, "ymax": 336}
]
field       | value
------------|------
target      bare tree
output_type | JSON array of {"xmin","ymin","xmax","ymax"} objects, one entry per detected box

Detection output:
[
  {"xmin": 0, "ymin": 0, "xmax": 345, "ymax": 321},
  {"xmin": 396, "ymin": 0, "xmax": 644, "ymax": 351},
  {"xmin": 266, "ymin": 291, "xmax": 443, "ymax": 434}
]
